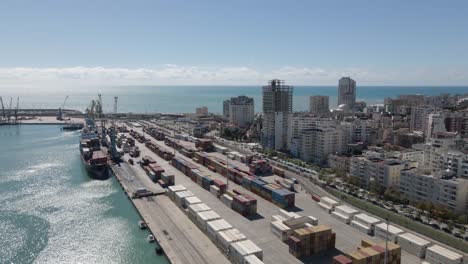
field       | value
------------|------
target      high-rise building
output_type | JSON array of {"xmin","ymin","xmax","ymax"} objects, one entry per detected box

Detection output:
[
  {"xmin": 338, "ymin": 77, "xmax": 356, "ymax": 109},
  {"xmin": 223, "ymin": 100, "xmax": 230, "ymax": 118},
  {"xmin": 309, "ymin": 95, "xmax": 329, "ymax": 114},
  {"xmin": 410, "ymin": 106, "xmax": 433, "ymax": 133},
  {"xmin": 261, "ymin": 79, "xmax": 293, "ymax": 150},
  {"xmin": 227, "ymin": 96, "xmax": 254, "ymax": 127}
]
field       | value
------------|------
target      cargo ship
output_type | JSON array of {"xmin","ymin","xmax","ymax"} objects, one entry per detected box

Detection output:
[
  {"xmin": 62, "ymin": 122, "xmax": 84, "ymax": 131},
  {"xmin": 79, "ymin": 124, "xmax": 109, "ymax": 180}
]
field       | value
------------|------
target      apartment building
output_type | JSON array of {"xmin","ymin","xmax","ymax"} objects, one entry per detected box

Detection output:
[
  {"xmin": 350, "ymin": 156, "xmax": 406, "ymax": 189},
  {"xmin": 399, "ymin": 168, "xmax": 468, "ymax": 213}
]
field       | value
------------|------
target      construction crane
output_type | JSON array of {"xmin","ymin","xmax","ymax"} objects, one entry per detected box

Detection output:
[
  {"xmin": 57, "ymin": 95, "xmax": 69, "ymax": 120},
  {"xmin": 0, "ymin": 96, "xmax": 5, "ymax": 119}
]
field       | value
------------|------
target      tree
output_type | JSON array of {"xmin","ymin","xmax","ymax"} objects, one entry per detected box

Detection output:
[{"xmin": 457, "ymin": 214, "xmax": 468, "ymax": 225}]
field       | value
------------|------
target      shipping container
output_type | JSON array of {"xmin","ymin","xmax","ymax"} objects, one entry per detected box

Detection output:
[
  {"xmin": 243, "ymin": 254, "xmax": 264, "ymax": 264},
  {"xmin": 206, "ymin": 219, "xmax": 233, "ymax": 241},
  {"xmin": 229, "ymin": 239, "xmax": 263, "ymax": 264},
  {"xmin": 331, "ymin": 205, "xmax": 359, "ymax": 224},
  {"xmin": 188, "ymin": 203, "xmax": 211, "ymax": 220},
  {"xmin": 196, "ymin": 210, "xmax": 221, "ymax": 230},
  {"xmin": 350, "ymin": 214, "xmax": 381, "ymax": 235},
  {"xmin": 397, "ymin": 233, "xmax": 431, "ymax": 258},
  {"xmin": 425, "ymin": 244, "xmax": 463, "ymax": 264},
  {"xmin": 167, "ymin": 185, "xmax": 187, "ymax": 200},
  {"xmin": 374, "ymin": 223, "xmax": 404, "ymax": 243},
  {"xmin": 174, "ymin": 191, "xmax": 194, "ymax": 208},
  {"xmin": 217, "ymin": 228, "xmax": 247, "ymax": 253}
]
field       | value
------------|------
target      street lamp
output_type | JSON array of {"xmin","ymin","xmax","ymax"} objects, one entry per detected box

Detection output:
[{"xmin": 384, "ymin": 217, "xmax": 389, "ymax": 264}]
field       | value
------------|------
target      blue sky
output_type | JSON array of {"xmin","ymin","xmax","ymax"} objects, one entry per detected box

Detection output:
[{"xmin": 0, "ymin": 0, "xmax": 467, "ymax": 88}]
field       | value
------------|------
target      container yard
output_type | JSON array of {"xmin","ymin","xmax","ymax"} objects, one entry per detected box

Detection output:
[{"xmin": 124, "ymin": 123, "xmax": 444, "ymax": 264}]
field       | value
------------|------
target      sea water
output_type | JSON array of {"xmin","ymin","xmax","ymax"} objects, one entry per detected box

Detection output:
[{"xmin": 0, "ymin": 125, "xmax": 168, "ymax": 264}]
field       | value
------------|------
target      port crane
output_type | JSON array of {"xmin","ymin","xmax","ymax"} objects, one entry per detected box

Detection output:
[
  {"xmin": 0, "ymin": 96, "xmax": 5, "ymax": 119},
  {"xmin": 7, "ymin": 97, "xmax": 12, "ymax": 123},
  {"xmin": 57, "ymin": 95, "xmax": 69, "ymax": 120},
  {"xmin": 14, "ymin": 97, "xmax": 19, "ymax": 124}
]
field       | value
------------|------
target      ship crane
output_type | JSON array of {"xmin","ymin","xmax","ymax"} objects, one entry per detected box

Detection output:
[
  {"xmin": 57, "ymin": 95, "xmax": 69, "ymax": 121},
  {"xmin": 7, "ymin": 97, "xmax": 12, "ymax": 123},
  {"xmin": 14, "ymin": 97, "xmax": 19, "ymax": 123},
  {"xmin": 0, "ymin": 96, "xmax": 5, "ymax": 119}
]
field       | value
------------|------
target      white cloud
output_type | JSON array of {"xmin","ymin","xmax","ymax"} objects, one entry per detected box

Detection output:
[{"xmin": 0, "ymin": 64, "xmax": 466, "ymax": 92}]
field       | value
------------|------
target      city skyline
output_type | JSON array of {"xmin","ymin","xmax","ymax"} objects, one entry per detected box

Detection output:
[{"xmin": 1, "ymin": 1, "xmax": 468, "ymax": 88}]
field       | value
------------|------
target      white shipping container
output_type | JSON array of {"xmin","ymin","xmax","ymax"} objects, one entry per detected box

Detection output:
[
  {"xmin": 167, "ymin": 185, "xmax": 187, "ymax": 200},
  {"xmin": 318, "ymin": 202, "xmax": 333, "ymax": 213},
  {"xmin": 278, "ymin": 209, "xmax": 300, "ymax": 220},
  {"xmin": 196, "ymin": 210, "xmax": 221, "ymax": 230},
  {"xmin": 397, "ymin": 233, "xmax": 431, "ymax": 258},
  {"xmin": 229, "ymin": 240, "xmax": 263, "ymax": 264},
  {"xmin": 271, "ymin": 214, "xmax": 286, "ymax": 223},
  {"xmin": 425, "ymin": 244, "xmax": 463, "ymax": 264},
  {"xmin": 270, "ymin": 220, "xmax": 292, "ymax": 241},
  {"xmin": 206, "ymin": 219, "xmax": 233, "ymax": 241},
  {"xmin": 210, "ymin": 185, "xmax": 220, "ymax": 197},
  {"xmin": 352, "ymin": 213, "xmax": 381, "ymax": 231},
  {"xmin": 243, "ymin": 254, "xmax": 264, "ymax": 264},
  {"xmin": 184, "ymin": 196, "xmax": 202, "ymax": 208},
  {"xmin": 174, "ymin": 190, "xmax": 194, "ymax": 208},
  {"xmin": 188, "ymin": 203, "xmax": 211, "ymax": 219},
  {"xmin": 320, "ymin": 197, "xmax": 339, "ymax": 208},
  {"xmin": 331, "ymin": 211, "xmax": 352, "ymax": 224},
  {"xmin": 334, "ymin": 205, "xmax": 359, "ymax": 217},
  {"xmin": 283, "ymin": 216, "xmax": 317, "ymax": 230},
  {"xmin": 217, "ymin": 228, "xmax": 247, "ymax": 252},
  {"xmin": 350, "ymin": 220, "xmax": 372, "ymax": 235},
  {"xmin": 374, "ymin": 223, "xmax": 404, "ymax": 243},
  {"xmin": 221, "ymin": 194, "xmax": 233, "ymax": 208}
]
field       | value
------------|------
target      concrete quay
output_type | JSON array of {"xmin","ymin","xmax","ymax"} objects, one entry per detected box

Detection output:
[{"xmin": 110, "ymin": 162, "xmax": 230, "ymax": 264}]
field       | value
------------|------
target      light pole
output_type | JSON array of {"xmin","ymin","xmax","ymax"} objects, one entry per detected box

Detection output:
[{"xmin": 384, "ymin": 217, "xmax": 389, "ymax": 264}]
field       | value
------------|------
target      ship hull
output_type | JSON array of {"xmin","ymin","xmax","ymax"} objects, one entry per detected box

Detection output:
[{"xmin": 81, "ymin": 155, "xmax": 110, "ymax": 180}]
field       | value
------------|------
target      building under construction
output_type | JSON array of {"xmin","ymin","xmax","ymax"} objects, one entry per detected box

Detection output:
[{"xmin": 261, "ymin": 79, "xmax": 293, "ymax": 150}]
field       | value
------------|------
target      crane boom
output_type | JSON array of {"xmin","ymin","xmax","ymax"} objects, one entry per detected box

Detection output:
[
  {"xmin": 0, "ymin": 96, "xmax": 5, "ymax": 119},
  {"xmin": 15, "ymin": 97, "xmax": 19, "ymax": 123}
]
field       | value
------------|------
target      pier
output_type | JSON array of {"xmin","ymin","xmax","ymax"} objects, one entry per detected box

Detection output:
[{"xmin": 110, "ymin": 162, "xmax": 230, "ymax": 264}]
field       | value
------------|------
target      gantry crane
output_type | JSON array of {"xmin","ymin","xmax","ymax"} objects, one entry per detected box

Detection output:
[
  {"xmin": 57, "ymin": 95, "xmax": 69, "ymax": 120},
  {"xmin": 0, "ymin": 96, "xmax": 5, "ymax": 119}
]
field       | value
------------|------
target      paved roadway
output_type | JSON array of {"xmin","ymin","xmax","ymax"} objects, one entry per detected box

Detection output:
[{"xmin": 129, "ymin": 126, "xmax": 422, "ymax": 264}]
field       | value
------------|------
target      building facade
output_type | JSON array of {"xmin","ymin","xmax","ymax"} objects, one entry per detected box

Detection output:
[
  {"xmin": 195, "ymin": 106, "xmax": 208, "ymax": 115},
  {"xmin": 350, "ymin": 156, "xmax": 406, "ymax": 189},
  {"xmin": 338, "ymin": 77, "xmax": 356, "ymax": 109},
  {"xmin": 399, "ymin": 169, "xmax": 468, "ymax": 213},
  {"xmin": 227, "ymin": 96, "xmax": 254, "ymax": 127},
  {"xmin": 223, "ymin": 99, "xmax": 230, "ymax": 118},
  {"xmin": 309, "ymin": 95, "xmax": 329, "ymax": 114},
  {"xmin": 261, "ymin": 79, "xmax": 293, "ymax": 150},
  {"xmin": 409, "ymin": 106, "xmax": 434, "ymax": 133}
]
